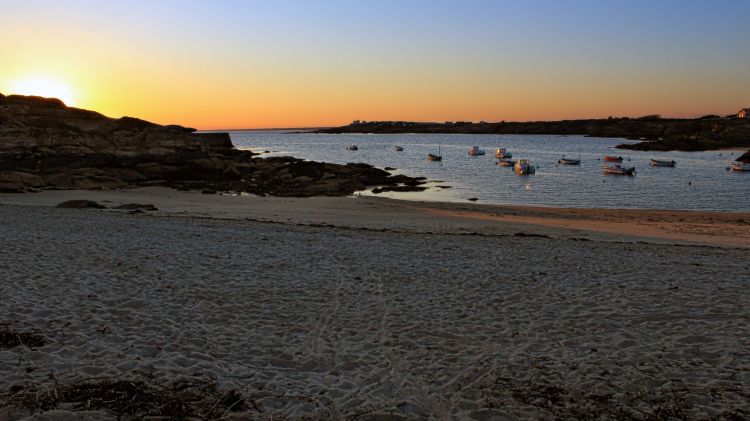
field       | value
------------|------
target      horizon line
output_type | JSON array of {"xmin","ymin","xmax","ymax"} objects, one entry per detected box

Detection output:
[{"xmin": 197, "ymin": 112, "xmax": 741, "ymax": 132}]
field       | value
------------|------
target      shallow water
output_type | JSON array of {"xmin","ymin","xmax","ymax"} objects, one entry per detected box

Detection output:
[{"xmin": 227, "ymin": 131, "xmax": 749, "ymax": 211}]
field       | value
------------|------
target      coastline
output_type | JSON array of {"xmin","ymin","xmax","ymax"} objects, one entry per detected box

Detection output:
[
  {"xmin": 1, "ymin": 193, "xmax": 748, "ymax": 419},
  {"xmin": 2, "ymin": 188, "xmax": 748, "ymax": 248},
  {"xmin": 314, "ymin": 119, "xmax": 750, "ymax": 153}
]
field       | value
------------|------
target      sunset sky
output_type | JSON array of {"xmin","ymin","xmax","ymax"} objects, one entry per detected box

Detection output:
[{"xmin": 2, "ymin": 0, "xmax": 749, "ymax": 129}]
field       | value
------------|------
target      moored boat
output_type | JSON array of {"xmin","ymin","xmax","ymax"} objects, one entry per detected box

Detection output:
[
  {"xmin": 496, "ymin": 159, "xmax": 516, "ymax": 167},
  {"xmin": 558, "ymin": 157, "xmax": 581, "ymax": 165},
  {"xmin": 650, "ymin": 159, "xmax": 676, "ymax": 167},
  {"xmin": 346, "ymin": 144, "xmax": 358, "ymax": 151},
  {"xmin": 393, "ymin": 146, "xmax": 404, "ymax": 151},
  {"xmin": 604, "ymin": 155, "xmax": 623, "ymax": 162},
  {"xmin": 468, "ymin": 146, "xmax": 485, "ymax": 156},
  {"xmin": 514, "ymin": 159, "xmax": 535, "ymax": 175},
  {"xmin": 603, "ymin": 164, "xmax": 636, "ymax": 176},
  {"xmin": 731, "ymin": 161, "xmax": 750, "ymax": 171},
  {"xmin": 428, "ymin": 145, "xmax": 442, "ymax": 161},
  {"xmin": 495, "ymin": 148, "xmax": 512, "ymax": 159}
]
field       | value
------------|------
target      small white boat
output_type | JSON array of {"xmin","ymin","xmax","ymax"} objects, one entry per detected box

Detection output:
[
  {"xmin": 496, "ymin": 159, "xmax": 516, "ymax": 167},
  {"xmin": 731, "ymin": 161, "xmax": 750, "ymax": 171},
  {"xmin": 468, "ymin": 146, "xmax": 486, "ymax": 156},
  {"xmin": 559, "ymin": 152, "xmax": 581, "ymax": 165},
  {"xmin": 650, "ymin": 159, "xmax": 676, "ymax": 167},
  {"xmin": 495, "ymin": 148, "xmax": 512, "ymax": 159},
  {"xmin": 514, "ymin": 159, "xmax": 535, "ymax": 175},
  {"xmin": 346, "ymin": 144, "xmax": 358, "ymax": 151},
  {"xmin": 393, "ymin": 146, "xmax": 404, "ymax": 151},
  {"xmin": 603, "ymin": 165, "xmax": 636, "ymax": 176}
]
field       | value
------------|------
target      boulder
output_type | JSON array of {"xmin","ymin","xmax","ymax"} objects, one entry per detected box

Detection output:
[{"xmin": 55, "ymin": 200, "xmax": 106, "ymax": 209}]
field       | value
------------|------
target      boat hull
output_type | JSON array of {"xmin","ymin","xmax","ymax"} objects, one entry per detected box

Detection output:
[
  {"xmin": 731, "ymin": 161, "xmax": 750, "ymax": 171},
  {"xmin": 558, "ymin": 158, "xmax": 581, "ymax": 165},
  {"xmin": 427, "ymin": 154, "xmax": 442, "ymax": 161},
  {"xmin": 603, "ymin": 165, "xmax": 636, "ymax": 176},
  {"xmin": 514, "ymin": 160, "xmax": 535, "ymax": 175},
  {"xmin": 650, "ymin": 159, "xmax": 675, "ymax": 167},
  {"xmin": 468, "ymin": 146, "xmax": 485, "ymax": 156},
  {"xmin": 604, "ymin": 156, "xmax": 623, "ymax": 162},
  {"xmin": 494, "ymin": 149, "xmax": 512, "ymax": 159}
]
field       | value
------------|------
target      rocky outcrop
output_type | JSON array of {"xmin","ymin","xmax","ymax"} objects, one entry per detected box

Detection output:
[
  {"xmin": 316, "ymin": 117, "xmax": 750, "ymax": 152},
  {"xmin": 55, "ymin": 200, "xmax": 107, "ymax": 209},
  {"xmin": 738, "ymin": 150, "xmax": 750, "ymax": 163},
  {"xmin": 0, "ymin": 94, "xmax": 424, "ymax": 195}
]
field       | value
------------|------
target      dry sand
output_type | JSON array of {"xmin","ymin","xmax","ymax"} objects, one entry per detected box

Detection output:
[{"xmin": 0, "ymin": 189, "xmax": 748, "ymax": 419}]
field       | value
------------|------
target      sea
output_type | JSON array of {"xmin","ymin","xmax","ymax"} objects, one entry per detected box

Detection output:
[{"xmin": 225, "ymin": 131, "xmax": 749, "ymax": 212}]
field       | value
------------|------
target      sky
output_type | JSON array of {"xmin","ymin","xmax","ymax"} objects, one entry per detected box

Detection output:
[{"xmin": 1, "ymin": 0, "xmax": 749, "ymax": 129}]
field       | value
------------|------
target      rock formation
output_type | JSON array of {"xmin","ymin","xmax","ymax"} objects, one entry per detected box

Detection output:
[{"xmin": 0, "ymin": 94, "xmax": 424, "ymax": 195}]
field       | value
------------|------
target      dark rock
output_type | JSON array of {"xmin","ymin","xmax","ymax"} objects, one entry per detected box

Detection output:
[
  {"xmin": 55, "ymin": 200, "xmax": 106, "ymax": 209},
  {"xmin": 384, "ymin": 167, "xmax": 396, "ymax": 171},
  {"xmin": 112, "ymin": 116, "xmax": 158, "ymax": 131},
  {"xmin": 196, "ymin": 132, "xmax": 234, "ymax": 150},
  {"xmin": 0, "ymin": 95, "xmax": 427, "ymax": 197},
  {"xmin": 738, "ymin": 150, "xmax": 750, "ymax": 163},
  {"xmin": 113, "ymin": 203, "xmax": 158, "ymax": 211},
  {"xmin": 371, "ymin": 186, "xmax": 427, "ymax": 194},
  {"xmin": 5, "ymin": 94, "xmax": 66, "ymax": 108}
]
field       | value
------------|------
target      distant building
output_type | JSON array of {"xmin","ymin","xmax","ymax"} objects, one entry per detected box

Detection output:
[{"xmin": 739, "ymin": 108, "xmax": 750, "ymax": 118}]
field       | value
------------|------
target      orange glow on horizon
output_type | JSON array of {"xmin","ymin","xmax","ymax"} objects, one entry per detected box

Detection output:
[
  {"xmin": 1, "ymin": 2, "xmax": 748, "ymax": 130},
  {"xmin": 7, "ymin": 77, "xmax": 77, "ymax": 107}
]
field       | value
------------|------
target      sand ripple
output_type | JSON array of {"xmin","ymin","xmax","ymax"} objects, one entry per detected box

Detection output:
[{"xmin": 0, "ymin": 205, "xmax": 748, "ymax": 419}]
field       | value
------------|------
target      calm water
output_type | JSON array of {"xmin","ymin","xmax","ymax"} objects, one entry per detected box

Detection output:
[{"xmin": 227, "ymin": 131, "xmax": 749, "ymax": 211}]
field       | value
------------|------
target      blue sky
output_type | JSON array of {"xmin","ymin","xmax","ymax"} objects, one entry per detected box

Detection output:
[{"xmin": 2, "ymin": 0, "xmax": 749, "ymax": 127}]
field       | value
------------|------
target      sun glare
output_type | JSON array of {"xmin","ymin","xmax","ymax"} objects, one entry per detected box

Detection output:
[{"xmin": 9, "ymin": 78, "xmax": 76, "ymax": 106}]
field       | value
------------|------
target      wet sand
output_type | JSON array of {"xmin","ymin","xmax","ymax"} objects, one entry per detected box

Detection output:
[
  {"xmin": 0, "ymin": 190, "xmax": 748, "ymax": 419},
  {"xmin": 1, "ymin": 188, "xmax": 749, "ymax": 248}
]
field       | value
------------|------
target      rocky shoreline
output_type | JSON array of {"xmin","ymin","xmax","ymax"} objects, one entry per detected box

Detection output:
[
  {"xmin": 0, "ymin": 93, "xmax": 426, "ymax": 195},
  {"xmin": 315, "ymin": 117, "xmax": 750, "ymax": 156}
]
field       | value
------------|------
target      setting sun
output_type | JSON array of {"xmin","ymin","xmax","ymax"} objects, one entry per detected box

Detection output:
[{"xmin": 9, "ymin": 78, "xmax": 76, "ymax": 106}]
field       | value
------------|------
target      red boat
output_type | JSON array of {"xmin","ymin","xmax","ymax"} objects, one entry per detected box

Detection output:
[{"xmin": 604, "ymin": 155, "xmax": 623, "ymax": 162}]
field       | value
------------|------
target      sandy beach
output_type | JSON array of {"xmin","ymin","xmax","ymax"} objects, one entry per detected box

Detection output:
[
  {"xmin": 1, "ymin": 190, "xmax": 748, "ymax": 419},
  {"xmin": 1, "ymin": 188, "xmax": 749, "ymax": 248}
]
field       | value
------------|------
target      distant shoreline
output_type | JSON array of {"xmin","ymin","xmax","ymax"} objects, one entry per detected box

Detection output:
[
  {"xmin": 199, "ymin": 127, "xmax": 331, "ymax": 132},
  {"xmin": 314, "ymin": 117, "xmax": 750, "ymax": 153}
]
